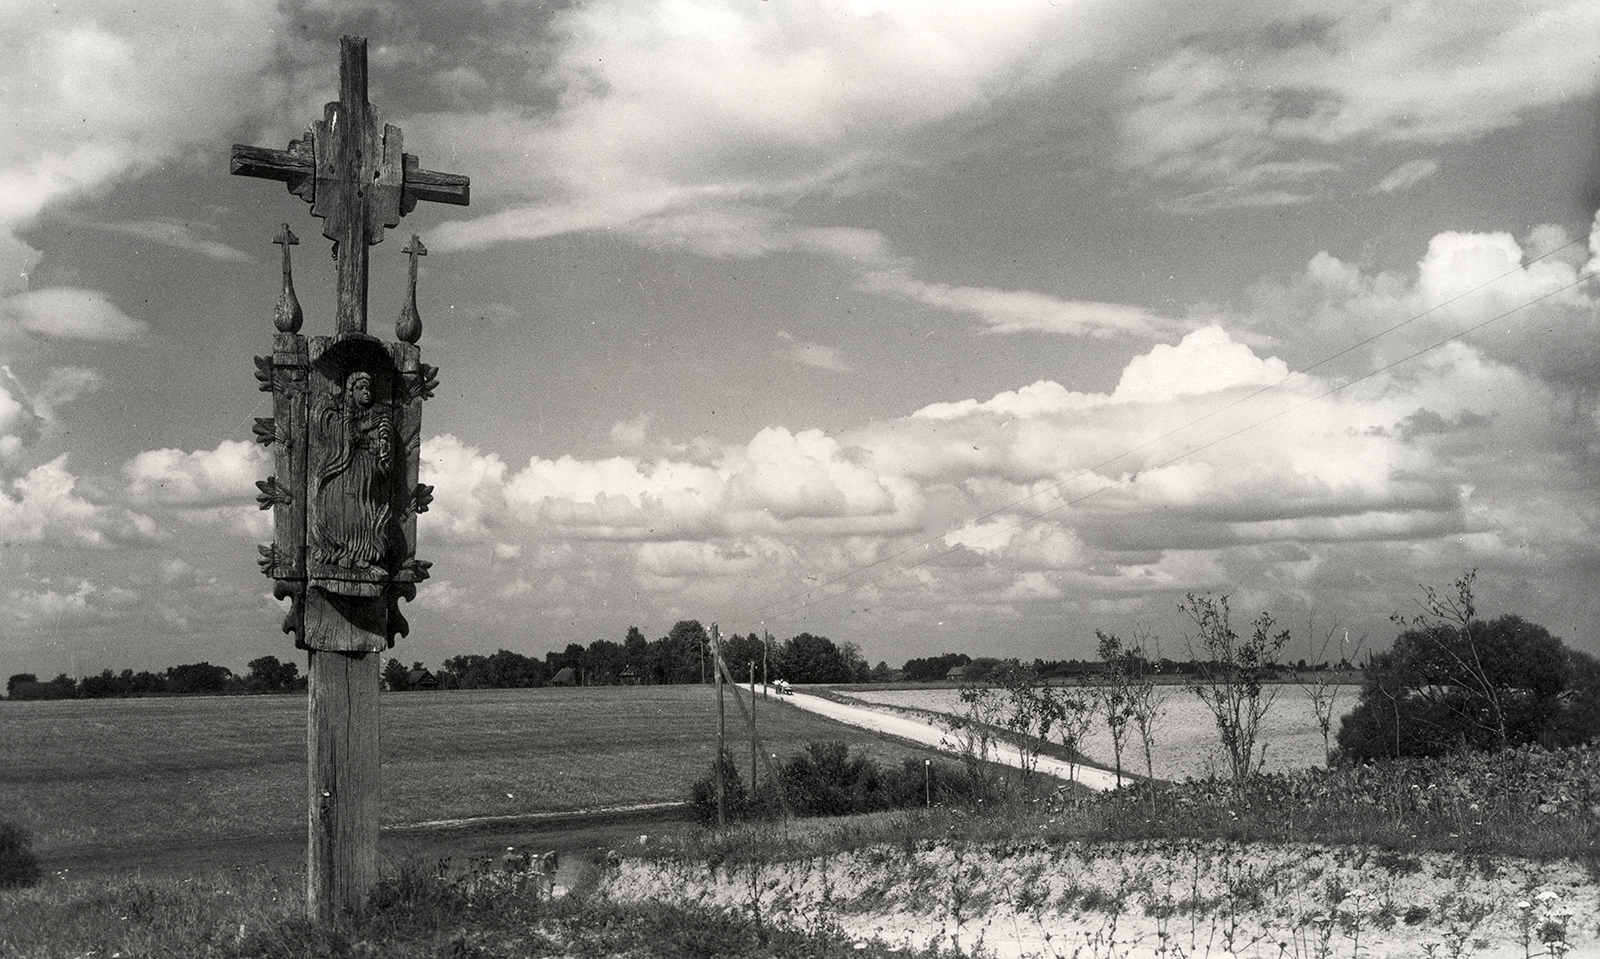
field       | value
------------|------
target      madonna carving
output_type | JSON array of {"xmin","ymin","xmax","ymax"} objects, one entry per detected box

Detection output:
[{"xmin": 310, "ymin": 369, "xmax": 394, "ymax": 575}]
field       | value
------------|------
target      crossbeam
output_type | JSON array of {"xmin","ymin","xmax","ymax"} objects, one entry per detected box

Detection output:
[{"xmin": 230, "ymin": 36, "xmax": 469, "ymax": 335}]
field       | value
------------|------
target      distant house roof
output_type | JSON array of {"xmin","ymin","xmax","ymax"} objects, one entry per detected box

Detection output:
[
  {"xmin": 406, "ymin": 669, "xmax": 438, "ymax": 688},
  {"xmin": 945, "ymin": 665, "xmax": 970, "ymax": 680},
  {"xmin": 551, "ymin": 666, "xmax": 578, "ymax": 686}
]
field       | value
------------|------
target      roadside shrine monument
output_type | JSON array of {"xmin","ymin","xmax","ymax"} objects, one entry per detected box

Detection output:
[{"xmin": 231, "ymin": 36, "xmax": 469, "ymax": 919}]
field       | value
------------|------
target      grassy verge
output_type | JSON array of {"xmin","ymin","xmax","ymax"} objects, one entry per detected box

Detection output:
[
  {"xmin": 679, "ymin": 743, "xmax": 1600, "ymax": 873},
  {"xmin": 0, "ymin": 855, "xmax": 934, "ymax": 959}
]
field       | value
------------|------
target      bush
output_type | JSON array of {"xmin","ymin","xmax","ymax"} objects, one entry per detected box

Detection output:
[
  {"xmin": 687, "ymin": 742, "xmax": 983, "ymax": 825},
  {"xmin": 779, "ymin": 741, "xmax": 887, "ymax": 817},
  {"xmin": 688, "ymin": 749, "xmax": 762, "ymax": 825},
  {"xmin": 0, "ymin": 822, "xmax": 41, "ymax": 889},
  {"xmin": 1338, "ymin": 610, "xmax": 1598, "ymax": 761}
]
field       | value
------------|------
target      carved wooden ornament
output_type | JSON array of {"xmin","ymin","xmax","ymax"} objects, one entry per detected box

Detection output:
[{"xmin": 236, "ymin": 36, "xmax": 463, "ymax": 653}]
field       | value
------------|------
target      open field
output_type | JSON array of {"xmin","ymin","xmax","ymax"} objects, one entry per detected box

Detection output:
[
  {"xmin": 836, "ymin": 684, "xmax": 1362, "ymax": 781},
  {"xmin": 0, "ymin": 684, "xmax": 951, "ymax": 872}
]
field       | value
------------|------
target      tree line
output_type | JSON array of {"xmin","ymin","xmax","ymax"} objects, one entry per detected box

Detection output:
[
  {"xmin": 6, "ymin": 656, "xmax": 303, "ymax": 700},
  {"xmin": 395, "ymin": 622, "xmax": 874, "ymax": 690},
  {"xmin": 3, "ymin": 622, "xmax": 877, "ymax": 699}
]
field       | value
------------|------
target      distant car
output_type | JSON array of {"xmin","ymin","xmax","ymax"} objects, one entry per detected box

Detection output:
[{"xmin": 773, "ymin": 679, "xmax": 793, "ymax": 696}]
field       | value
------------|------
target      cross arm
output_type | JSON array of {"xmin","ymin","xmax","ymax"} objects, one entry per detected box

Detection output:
[
  {"xmin": 401, "ymin": 155, "xmax": 470, "ymax": 212},
  {"xmin": 233, "ymin": 142, "xmax": 466, "ymax": 205},
  {"xmin": 230, "ymin": 143, "xmax": 314, "ymax": 182}
]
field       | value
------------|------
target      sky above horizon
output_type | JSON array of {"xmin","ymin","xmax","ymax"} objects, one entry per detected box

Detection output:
[{"xmin": 2, "ymin": 0, "xmax": 1599, "ymax": 680}]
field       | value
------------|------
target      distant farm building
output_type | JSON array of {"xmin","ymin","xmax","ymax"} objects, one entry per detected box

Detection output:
[
  {"xmin": 551, "ymin": 666, "xmax": 579, "ymax": 687},
  {"xmin": 406, "ymin": 668, "xmax": 439, "ymax": 690}
]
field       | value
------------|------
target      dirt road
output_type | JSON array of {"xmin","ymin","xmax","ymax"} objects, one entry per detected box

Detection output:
[{"xmin": 782, "ymin": 691, "xmax": 1122, "ymax": 790}]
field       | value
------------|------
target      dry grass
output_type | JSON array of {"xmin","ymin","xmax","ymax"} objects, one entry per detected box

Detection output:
[{"xmin": 0, "ymin": 685, "xmax": 950, "ymax": 863}]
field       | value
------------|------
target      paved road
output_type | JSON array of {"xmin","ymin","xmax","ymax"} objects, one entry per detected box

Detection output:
[{"xmin": 782, "ymin": 691, "xmax": 1122, "ymax": 791}]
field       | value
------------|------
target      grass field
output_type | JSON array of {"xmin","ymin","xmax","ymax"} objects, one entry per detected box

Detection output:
[
  {"xmin": 838, "ymin": 684, "xmax": 1363, "ymax": 780},
  {"xmin": 0, "ymin": 684, "xmax": 950, "ymax": 868}
]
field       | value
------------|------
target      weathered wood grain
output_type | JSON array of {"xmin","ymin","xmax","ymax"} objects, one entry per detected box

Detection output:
[{"xmin": 307, "ymin": 649, "xmax": 380, "ymax": 920}]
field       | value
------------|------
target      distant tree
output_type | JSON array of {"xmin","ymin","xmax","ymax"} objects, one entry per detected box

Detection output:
[
  {"xmin": 656, "ymin": 621, "xmax": 708, "ymax": 684},
  {"xmin": 249, "ymin": 655, "xmax": 299, "ymax": 692},
  {"xmin": 125, "ymin": 670, "xmax": 167, "ymax": 696},
  {"xmin": 583, "ymin": 639, "xmax": 625, "ymax": 685},
  {"xmin": 1337, "ymin": 573, "xmax": 1597, "ymax": 760},
  {"xmin": 837, "ymin": 641, "xmax": 871, "ymax": 683},
  {"xmin": 775, "ymin": 633, "xmax": 853, "ymax": 684},
  {"xmin": 901, "ymin": 653, "xmax": 970, "ymax": 682},
  {"xmin": 382, "ymin": 658, "xmax": 410, "ymax": 692},
  {"xmin": 166, "ymin": 662, "xmax": 232, "ymax": 695},
  {"xmin": 5, "ymin": 674, "xmax": 37, "ymax": 698},
  {"xmin": 79, "ymin": 669, "xmax": 124, "ymax": 699},
  {"xmin": 718, "ymin": 632, "xmax": 765, "ymax": 681}
]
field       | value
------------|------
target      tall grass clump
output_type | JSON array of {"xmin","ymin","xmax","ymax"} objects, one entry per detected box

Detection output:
[{"xmin": 0, "ymin": 822, "xmax": 41, "ymax": 889}]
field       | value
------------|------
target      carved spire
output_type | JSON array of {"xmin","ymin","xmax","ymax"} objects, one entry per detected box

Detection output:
[
  {"xmin": 273, "ymin": 224, "xmax": 304, "ymax": 333},
  {"xmin": 397, "ymin": 234, "xmax": 426, "ymax": 343}
]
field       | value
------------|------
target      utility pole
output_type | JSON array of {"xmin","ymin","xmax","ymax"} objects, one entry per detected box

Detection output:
[
  {"xmin": 712, "ymin": 623, "xmax": 725, "ymax": 826},
  {"xmin": 749, "ymin": 659, "xmax": 757, "ymax": 794}
]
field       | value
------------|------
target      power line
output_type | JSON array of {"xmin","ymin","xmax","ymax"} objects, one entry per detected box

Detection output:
[{"xmin": 738, "ymin": 240, "xmax": 1597, "ymax": 626}]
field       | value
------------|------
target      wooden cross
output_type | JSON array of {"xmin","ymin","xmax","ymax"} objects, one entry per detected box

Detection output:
[
  {"xmin": 230, "ymin": 35, "xmax": 468, "ymax": 923},
  {"xmin": 231, "ymin": 36, "xmax": 468, "ymax": 335}
]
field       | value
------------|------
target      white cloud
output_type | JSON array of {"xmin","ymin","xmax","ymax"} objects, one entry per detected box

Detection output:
[
  {"xmin": 427, "ymin": 1, "xmax": 1083, "ymax": 253},
  {"xmin": 0, "ymin": 288, "xmax": 147, "ymax": 341},
  {"xmin": 1, "ymin": 455, "xmax": 155, "ymax": 547},
  {"xmin": 123, "ymin": 440, "xmax": 267, "ymax": 507},
  {"xmin": 1118, "ymin": 2, "xmax": 1600, "ymax": 209},
  {"xmin": 777, "ymin": 332, "xmax": 852, "ymax": 372},
  {"xmin": 0, "ymin": 1, "xmax": 286, "ymax": 292},
  {"xmin": 91, "ymin": 220, "xmax": 251, "ymax": 263},
  {"xmin": 1112, "ymin": 325, "xmax": 1291, "ymax": 403},
  {"xmin": 1374, "ymin": 158, "xmax": 1439, "ymax": 193}
]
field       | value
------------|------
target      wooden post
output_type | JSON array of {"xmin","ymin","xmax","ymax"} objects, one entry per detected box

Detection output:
[
  {"xmin": 232, "ymin": 35, "xmax": 467, "ymax": 920},
  {"xmin": 712, "ymin": 624, "xmax": 725, "ymax": 826},
  {"xmin": 713, "ymin": 653, "xmax": 790, "ymax": 818},
  {"xmin": 749, "ymin": 660, "xmax": 758, "ymax": 793},
  {"xmin": 308, "ymin": 652, "xmax": 379, "ymax": 920}
]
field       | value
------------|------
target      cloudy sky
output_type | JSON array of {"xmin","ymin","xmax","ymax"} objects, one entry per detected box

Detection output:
[{"xmin": 3, "ymin": 0, "xmax": 1599, "ymax": 679}]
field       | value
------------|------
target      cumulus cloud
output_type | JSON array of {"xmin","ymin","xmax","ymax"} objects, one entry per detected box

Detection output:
[
  {"xmin": 0, "ymin": 288, "xmax": 148, "ymax": 341},
  {"xmin": 123, "ymin": 441, "xmax": 268, "ymax": 507},
  {"xmin": 1, "ymin": 455, "xmax": 155, "ymax": 547}
]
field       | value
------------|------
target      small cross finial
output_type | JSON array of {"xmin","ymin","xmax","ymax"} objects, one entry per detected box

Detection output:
[
  {"xmin": 396, "ymin": 235, "xmax": 427, "ymax": 344},
  {"xmin": 272, "ymin": 224, "xmax": 304, "ymax": 333}
]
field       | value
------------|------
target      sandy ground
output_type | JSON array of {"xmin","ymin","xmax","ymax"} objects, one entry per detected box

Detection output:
[
  {"xmin": 603, "ymin": 839, "xmax": 1600, "ymax": 958},
  {"xmin": 782, "ymin": 690, "xmax": 1124, "ymax": 791}
]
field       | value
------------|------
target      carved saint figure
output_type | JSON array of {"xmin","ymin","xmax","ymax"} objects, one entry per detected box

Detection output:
[{"xmin": 309, "ymin": 370, "xmax": 393, "ymax": 573}]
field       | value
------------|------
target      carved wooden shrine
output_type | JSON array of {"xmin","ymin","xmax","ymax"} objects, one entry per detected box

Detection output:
[{"xmin": 231, "ymin": 35, "xmax": 467, "ymax": 919}]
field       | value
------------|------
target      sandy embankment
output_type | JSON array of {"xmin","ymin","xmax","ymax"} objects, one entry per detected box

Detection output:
[
  {"xmin": 602, "ymin": 840, "xmax": 1600, "ymax": 958},
  {"xmin": 782, "ymin": 690, "xmax": 1123, "ymax": 791}
]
